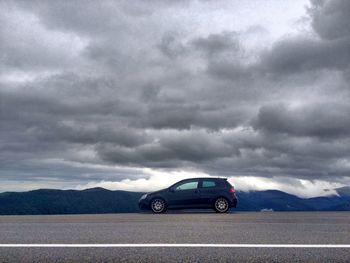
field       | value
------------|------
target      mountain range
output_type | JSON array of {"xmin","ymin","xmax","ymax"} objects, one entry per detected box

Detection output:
[{"xmin": 0, "ymin": 187, "xmax": 349, "ymax": 215}]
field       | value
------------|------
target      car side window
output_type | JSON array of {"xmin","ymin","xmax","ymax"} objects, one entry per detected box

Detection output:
[
  {"xmin": 202, "ymin": 180, "xmax": 216, "ymax": 188},
  {"xmin": 175, "ymin": 181, "xmax": 198, "ymax": 191}
]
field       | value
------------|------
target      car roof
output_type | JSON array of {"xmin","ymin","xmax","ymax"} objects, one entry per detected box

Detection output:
[{"xmin": 178, "ymin": 177, "xmax": 227, "ymax": 181}]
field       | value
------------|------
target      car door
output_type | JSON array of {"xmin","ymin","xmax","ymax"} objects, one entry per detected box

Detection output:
[
  {"xmin": 167, "ymin": 179, "xmax": 201, "ymax": 208},
  {"xmin": 199, "ymin": 179, "xmax": 218, "ymax": 205}
]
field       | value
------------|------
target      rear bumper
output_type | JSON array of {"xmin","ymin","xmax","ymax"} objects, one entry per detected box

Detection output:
[{"xmin": 228, "ymin": 194, "xmax": 238, "ymax": 208}]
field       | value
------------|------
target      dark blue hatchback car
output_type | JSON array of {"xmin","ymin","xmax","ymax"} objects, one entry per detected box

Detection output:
[{"xmin": 139, "ymin": 177, "xmax": 237, "ymax": 213}]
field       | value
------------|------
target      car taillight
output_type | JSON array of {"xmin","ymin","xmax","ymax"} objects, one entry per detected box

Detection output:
[{"xmin": 229, "ymin": 187, "xmax": 235, "ymax": 193}]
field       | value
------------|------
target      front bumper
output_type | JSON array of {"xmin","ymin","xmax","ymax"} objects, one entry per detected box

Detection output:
[{"xmin": 138, "ymin": 198, "xmax": 150, "ymax": 210}]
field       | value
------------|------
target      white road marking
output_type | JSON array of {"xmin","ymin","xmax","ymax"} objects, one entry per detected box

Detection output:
[{"xmin": 0, "ymin": 244, "xmax": 350, "ymax": 248}]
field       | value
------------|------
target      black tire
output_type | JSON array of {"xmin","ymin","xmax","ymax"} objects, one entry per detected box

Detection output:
[
  {"xmin": 150, "ymin": 198, "xmax": 167, "ymax": 213},
  {"xmin": 214, "ymin": 197, "xmax": 229, "ymax": 213}
]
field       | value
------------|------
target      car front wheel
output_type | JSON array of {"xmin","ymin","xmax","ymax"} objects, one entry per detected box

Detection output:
[
  {"xmin": 150, "ymin": 198, "xmax": 167, "ymax": 213},
  {"xmin": 214, "ymin": 197, "xmax": 229, "ymax": 213}
]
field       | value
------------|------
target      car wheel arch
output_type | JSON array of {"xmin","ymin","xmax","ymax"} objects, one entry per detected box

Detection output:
[
  {"xmin": 149, "ymin": 196, "xmax": 168, "ymax": 207},
  {"xmin": 212, "ymin": 195, "xmax": 229, "ymax": 204}
]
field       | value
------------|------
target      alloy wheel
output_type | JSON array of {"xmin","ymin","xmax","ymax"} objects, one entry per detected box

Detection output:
[
  {"xmin": 214, "ymin": 198, "xmax": 229, "ymax": 213},
  {"xmin": 151, "ymin": 198, "xmax": 166, "ymax": 213}
]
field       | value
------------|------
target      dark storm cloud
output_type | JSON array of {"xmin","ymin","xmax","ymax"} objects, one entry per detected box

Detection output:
[
  {"xmin": 254, "ymin": 103, "xmax": 350, "ymax": 138},
  {"xmin": 158, "ymin": 33, "xmax": 186, "ymax": 59},
  {"xmin": 1, "ymin": 0, "xmax": 350, "ymax": 189},
  {"xmin": 192, "ymin": 32, "xmax": 240, "ymax": 56},
  {"xmin": 97, "ymin": 129, "xmax": 238, "ymax": 169},
  {"xmin": 260, "ymin": 36, "xmax": 350, "ymax": 74},
  {"xmin": 191, "ymin": 32, "xmax": 252, "ymax": 82},
  {"xmin": 258, "ymin": 0, "xmax": 350, "ymax": 77},
  {"xmin": 309, "ymin": 0, "xmax": 350, "ymax": 40}
]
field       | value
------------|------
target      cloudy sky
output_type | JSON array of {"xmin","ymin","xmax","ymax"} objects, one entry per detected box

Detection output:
[{"xmin": 1, "ymin": 0, "xmax": 350, "ymax": 197}]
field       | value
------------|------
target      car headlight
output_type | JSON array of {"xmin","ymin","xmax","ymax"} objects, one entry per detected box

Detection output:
[{"xmin": 140, "ymin": 194, "xmax": 148, "ymax": 200}]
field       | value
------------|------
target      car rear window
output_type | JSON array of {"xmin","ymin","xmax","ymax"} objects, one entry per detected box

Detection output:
[{"xmin": 202, "ymin": 180, "xmax": 216, "ymax": 188}]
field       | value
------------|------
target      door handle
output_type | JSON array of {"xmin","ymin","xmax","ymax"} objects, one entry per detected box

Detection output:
[{"xmin": 195, "ymin": 190, "xmax": 200, "ymax": 193}]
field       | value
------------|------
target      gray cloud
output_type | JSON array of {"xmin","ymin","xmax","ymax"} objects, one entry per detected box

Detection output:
[
  {"xmin": 260, "ymin": 36, "xmax": 350, "ymax": 74},
  {"xmin": 158, "ymin": 32, "xmax": 186, "ymax": 59},
  {"xmin": 309, "ymin": 0, "xmax": 350, "ymax": 40},
  {"xmin": 1, "ymin": 0, "xmax": 350, "ymax": 191},
  {"xmin": 254, "ymin": 103, "xmax": 350, "ymax": 138},
  {"xmin": 192, "ymin": 32, "xmax": 240, "ymax": 56}
]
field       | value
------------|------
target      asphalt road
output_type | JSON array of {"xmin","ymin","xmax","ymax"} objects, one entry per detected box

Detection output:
[{"xmin": 0, "ymin": 212, "xmax": 349, "ymax": 262}]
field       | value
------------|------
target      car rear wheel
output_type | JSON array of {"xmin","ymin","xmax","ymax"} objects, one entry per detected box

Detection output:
[
  {"xmin": 150, "ymin": 198, "xmax": 167, "ymax": 213},
  {"xmin": 214, "ymin": 197, "xmax": 229, "ymax": 213}
]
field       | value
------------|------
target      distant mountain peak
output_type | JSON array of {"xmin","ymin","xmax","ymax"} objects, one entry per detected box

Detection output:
[
  {"xmin": 335, "ymin": 186, "xmax": 350, "ymax": 196},
  {"xmin": 81, "ymin": 187, "xmax": 109, "ymax": 192}
]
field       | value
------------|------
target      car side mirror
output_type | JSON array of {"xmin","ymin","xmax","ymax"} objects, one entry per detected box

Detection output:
[{"xmin": 169, "ymin": 187, "xmax": 175, "ymax": 192}]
